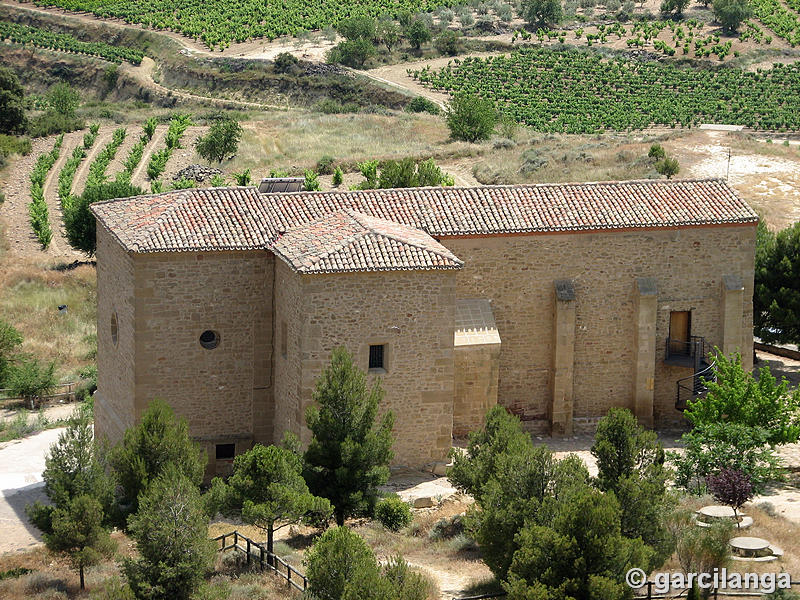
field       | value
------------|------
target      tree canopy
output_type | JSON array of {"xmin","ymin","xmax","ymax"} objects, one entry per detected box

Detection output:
[
  {"xmin": 208, "ymin": 441, "xmax": 331, "ymax": 555},
  {"xmin": 195, "ymin": 115, "xmax": 243, "ymax": 163},
  {"xmin": 303, "ymin": 347, "xmax": 394, "ymax": 526},
  {"xmin": 755, "ymin": 221, "xmax": 800, "ymax": 346}
]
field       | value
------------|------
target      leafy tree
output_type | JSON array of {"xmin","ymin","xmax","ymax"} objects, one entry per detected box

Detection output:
[
  {"xmin": 755, "ymin": 221, "xmax": 800, "ymax": 346},
  {"xmin": 7, "ymin": 356, "xmax": 56, "ymax": 409},
  {"xmin": 673, "ymin": 421, "xmax": 784, "ymax": 495},
  {"xmin": 108, "ymin": 398, "xmax": 206, "ymax": 525},
  {"xmin": 706, "ymin": 468, "xmax": 753, "ymax": 526},
  {"xmin": 674, "ymin": 517, "xmax": 733, "ymax": 576},
  {"xmin": 446, "ymin": 95, "xmax": 498, "ymax": 143},
  {"xmin": 303, "ymin": 347, "xmax": 395, "ymax": 526},
  {"xmin": 46, "ymin": 495, "xmax": 116, "ymax": 590},
  {"xmin": 713, "ymin": 0, "xmax": 752, "ymax": 32},
  {"xmin": 329, "ymin": 39, "xmax": 376, "ymax": 68},
  {"xmin": 655, "ymin": 156, "xmax": 680, "ymax": 178},
  {"xmin": 521, "ymin": 0, "xmax": 563, "ymax": 28},
  {"xmin": 0, "ymin": 319, "xmax": 22, "ymax": 387},
  {"xmin": 207, "ymin": 442, "xmax": 332, "ymax": 557},
  {"xmin": 47, "ymin": 82, "xmax": 80, "ymax": 117},
  {"xmin": 376, "ymin": 19, "xmax": 401, "ymax": 51},
  {"xmin": 337, "ymin": 16, "xmax": 378, "ymax": 41},
  {"xmin": 195, "ymin": 115, "xmax": 242, "ymax": 164},
  {"xmin": 503, "ymin": 486, "xmax": 653, "ymax": 600},
  {"xmin": 27, "ymin": 410, "xmax": 115, "ymax": 533},
  {"xmin": 0, "ymin": 66, "xmax": 27, "ymax": 135},
  {"xmin": 124, "ymin": 465, "xmax": 215, "ymax": 600},
  {"xmin": 64, "ymin": 180, "xmax": 144, "ymax": 255},
  {"xmin": 435, "ymin": 30, "xmax": 461, "ymax": 55},
  {"xmin": 405, "ymin": 19, "xmax": 432, "ymax": 49},
  {"xmin": 685, "ymin": 352, "xmax": 800, "ymax": 444},
  {"xmin": 305, "ymin": 528, "xmax": 434, "ymax": 600},
  {"xmin": 660, "ymin": 0, "xmax": 690, "ymax": 16}
]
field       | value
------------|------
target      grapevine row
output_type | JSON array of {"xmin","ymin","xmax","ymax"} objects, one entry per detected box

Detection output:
[
  {"xmin": 22, "ymin": 0, "xmax": 456, "ymax": 49},
  {"xmin": 146, "ymin": 115, "xmax": 192, "ymax": 186},
  {"xmin": 0, "ymin": 21, "xmax": 144, "ymax": 64},
  {"xmin": 28, "ymin": 135, "xmax": 64, "ymax": 249},
  {"xmin": 58, "ymin": 123, "xmax": 100, "ymax": 212},
  {"xmin": 412, "ymin": 47, "xmax": 800, "ymax": 133}
]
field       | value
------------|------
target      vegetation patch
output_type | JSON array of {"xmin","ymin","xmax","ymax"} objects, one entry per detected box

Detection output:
[{"xmin": 414, "ymin": 47, "xmax": 800, "ymax": 132}]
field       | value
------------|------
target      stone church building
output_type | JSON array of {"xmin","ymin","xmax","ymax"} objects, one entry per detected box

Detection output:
[{"xmin": 90, "ymin": 179, "xmax": 757, "ymax": 476}]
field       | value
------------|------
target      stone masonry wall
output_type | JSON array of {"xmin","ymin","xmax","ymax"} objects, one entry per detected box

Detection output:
[
  {"xmin": 131, "ymin": 250, "xmax": 274, "ymax": 453},
  {"xmin": 272, "ymin": 259, "xmax": 304, "ymax": 444},
  {"xmin": 443, "ymin": 224, "xmax": 756, "ymax": 431},
  {"xmin": 95, "ymin": 224, "xmax": 136, "ymax": 444},
  {"xmin": 273, "ymin": 268, "xmax": 457, "ymax": 467},
  {"xmin": 453, "ymin": 344, "xmax": 500, "ymax": 437}
]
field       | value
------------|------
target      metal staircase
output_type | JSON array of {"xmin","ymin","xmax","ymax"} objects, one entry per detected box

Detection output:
[{"xmin": 665, "ymin": 335, "xmax": 716, "ymax": 411}]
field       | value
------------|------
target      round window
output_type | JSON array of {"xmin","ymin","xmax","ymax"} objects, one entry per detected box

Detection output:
[
  {"xmin": 111, "ymin": 312, "xmax": 118, "ymax": 346},
  {"xmin": 199, "ymin": 330, "xmax": 220, "ymax": 350}
]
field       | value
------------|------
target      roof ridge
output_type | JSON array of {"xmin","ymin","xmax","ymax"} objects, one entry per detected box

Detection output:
[
  {"xmin": 254, "ymin": 177, "xmax": 729, "ymax": 197},
  {"xmin": 344, "ymin": 210, "xmax": 463, "ymax": 266}
]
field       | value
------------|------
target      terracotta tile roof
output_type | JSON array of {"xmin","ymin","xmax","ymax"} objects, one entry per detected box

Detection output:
[
  {"xmin": 272, "ymin": 209, "xmax": 463, "ymax": 273},
  {"xmin": 90, "ymin": 179, "xmax": 758, "ymax": 259}
]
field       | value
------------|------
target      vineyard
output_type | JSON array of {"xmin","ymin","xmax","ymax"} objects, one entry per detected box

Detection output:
[
  {"xmin": 19, "ymin": 0, "xmax": 455, "ymax": 49},
  {"xmin": 412, "ymin": 47, "xmax": 800, "ymax": 132},
  {"xmin": 0, "ymin": 21, "xmax": 144, "ymax": 64}
]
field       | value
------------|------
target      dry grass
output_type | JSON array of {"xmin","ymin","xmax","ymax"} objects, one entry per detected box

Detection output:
[
  {"xmin": 659, "ymin": 496, "xmax": 800, "ymax": 579},
  {"xmin": 0, "ymin": 257, "xmax": 96, "ymax": 380}
]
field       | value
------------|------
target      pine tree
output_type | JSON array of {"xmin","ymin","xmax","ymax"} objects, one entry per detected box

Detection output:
[
  {"xmin": 45, "ymin": 495, "xmax": 116, "ymax": 589},
  {"xmin": 124, "ymin": 465, "xmax": 215, "ymax": 600},
  {"xmin": 108, "ymin": 398, "xmax": 206, "ymax": 525},
  {"xmin": 27, "ymin": 409, "xmax": 115, "ymax": 537},
  {"xmin": 303, "ymin": 347, "xmax": 394, "ymax": 526},
  {"xmin": 208, "ymin": 441, "xmax": 331, "ymax": 557}
]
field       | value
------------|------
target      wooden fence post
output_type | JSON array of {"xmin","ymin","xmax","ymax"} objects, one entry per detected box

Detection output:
[
  {"xmin": 260, "ymin": 546, "xmax": 265, "ymax": 571},
  {"xmin": 246, "ymin": 539, "xmax": 251, "ymax": 565}
]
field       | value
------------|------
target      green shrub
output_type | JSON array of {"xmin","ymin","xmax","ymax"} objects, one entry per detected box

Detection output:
[
  {"xmin": 406, "ymin": 96, "xmax": 441, "ymax": 115},
  {"xmin": 434, "ymin": 30, "xmax": 461, "ymax": 55},
  {"xmin": 171, "ymin": 177, "xmax": 196, "ymax": 190},
  {"xmin": 306, "ymin": 527, "xmax": 379, "ymax": 600},
  {"xmin": 316, "ymin": 155, "xmax": 336, "ymax": 174},
  {"xmin": 210, "ymin": 174, "xmax": 227, "ymax": 187},
  {"xmin": 0, "ymin": 134, "xmax": 32, "ymax": 157},
  {"xmin": 446, "ymin": 95, "xmax": 498, "ymax": 142},
  {"xmin": 232, "ymin": 169, "xmax": 251, "ymax": 186},
  {"xmin": 28, "ymin": 112, "xmax": 85, "ymax": 138},
  {"xmin": 428, "ymin": 514, "xmax": 465, "ymax": 540},
  {"xmin": 375, "ymin": 496, "xmax": 412, "ymax": 531},
  {"xmin": 274, "ymin": 52, "xmax": 301, "ymax": 74},
  {"xmin": 648, "ymin": 143, "xmax": 666, "ymax": 160},
  {"xmin": 332, "ymin": 167, "xmax": 344, "ymax": 186},
  {"xmin": 6, "ymin": 357, "xmax": 57, "ymax": 409},
  {"xmin": 315, "ymin": 99, "xmax": 360, "ymax": 114}
]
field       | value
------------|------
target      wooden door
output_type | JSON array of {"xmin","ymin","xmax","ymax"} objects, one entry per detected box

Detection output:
[{"xmin": 669, "ymin": 311, "xmax": 691, "ymax": 355}]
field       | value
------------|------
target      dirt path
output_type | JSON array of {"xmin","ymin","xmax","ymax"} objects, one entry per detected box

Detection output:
[
  {"xmin": 70, "ymin": 128, "xmax": 112, "ymax": 197},
  {"xmin": 104, "ymin": 125, "xmax": 139, "ymax": 182},
  {"xmin": 120, "ymin": 57, "xmax": 290, "ymax": 112},
  {"xmin": 42, "ymin": 131, "xmax": 84, "ymax": 260},
  {"xmin": 131, "ymin": 125, "xmax": 167, "ymax": 189}
]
